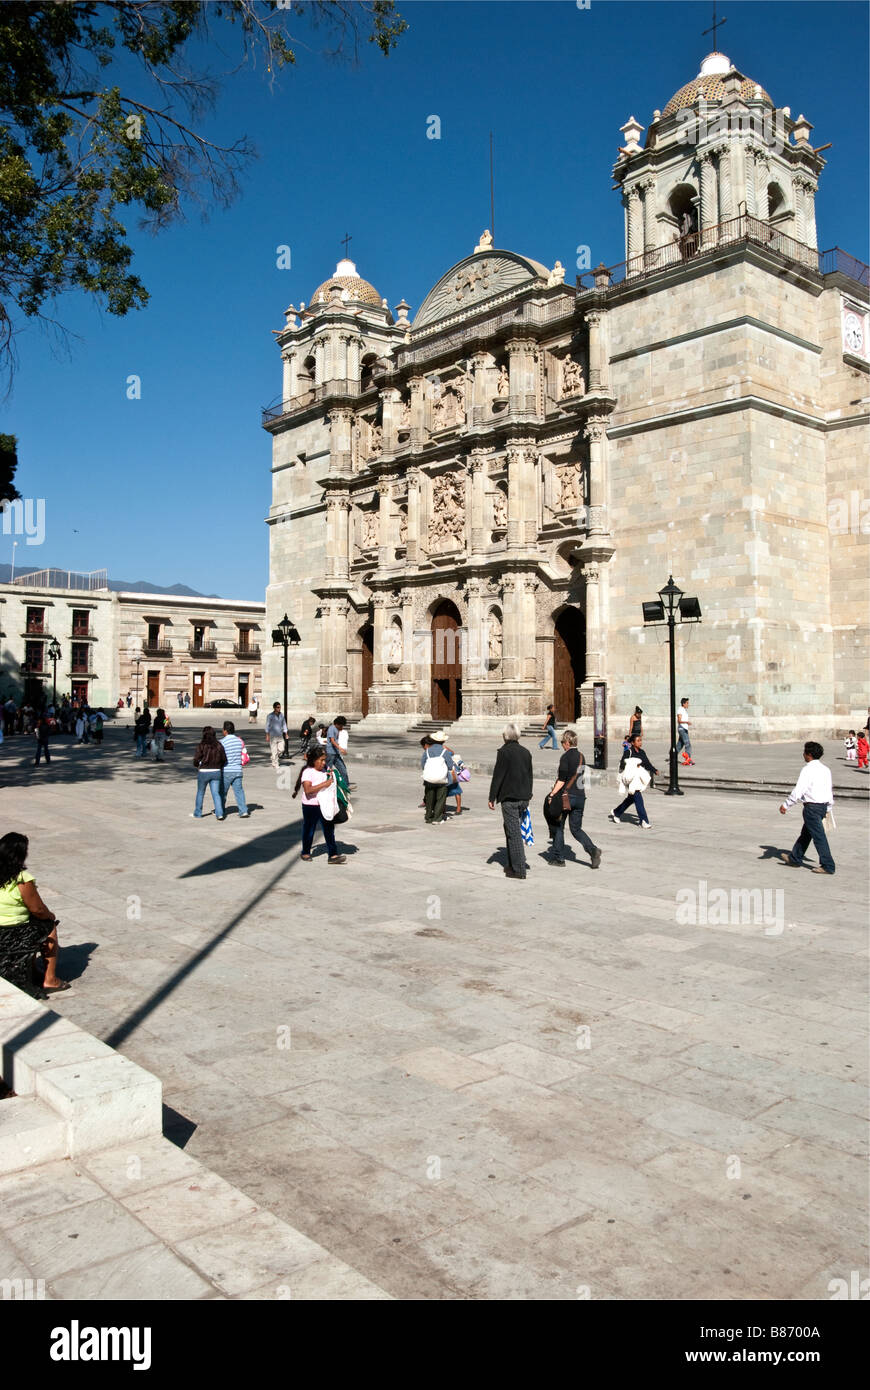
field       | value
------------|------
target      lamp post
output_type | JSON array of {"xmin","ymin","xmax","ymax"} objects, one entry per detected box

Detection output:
[
  {"xmin": 271, "ymin": 613, "xmax": 301, "ymax": 757},
  {"xmin": 133, "ymin": 656, "xmax": 143, "ymax": 715},
  {"xmin": 642, "ymin": 576, "xmax": 702, "ymax": 796},
  {"xmin": 48, "ymin": 638, "xmax": 61, "ymax": 708}
]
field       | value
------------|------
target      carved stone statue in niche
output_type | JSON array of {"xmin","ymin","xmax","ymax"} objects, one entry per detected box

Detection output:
[
  {"xmin": 399, "ymin": 398, "xmax": 411, "ymax": 430},
  {"xmin": 559, "ymin": 463, "xmax": 582, "ymax": 511},
  {"xmin": 496, "ymin": 365, "xmax": 509, "ymax": 397},
  {"xmin": 359, "ymin": 509, "xmax": 378, "ymax": 550},
  {"xmin": 397, "ymin": 508, "xmax": 408, "ymax": 545},
  {"xmin": 492, "ymin": 488, "xmax": 507, "ymax": 530},
  {"xmin": 368, "ymin": 423, "xmax": 383, "ymax": 457},
  {"xmin": 561, "ymin": 355, "xmax": 586, "ymax": 397},
  {"xmin": 486, "ymin": 611, "xmax": 503, "ymax": 664},
  {"xmin": 434, "ymin": 383, "xmax": 465, "ymax": 430},
  {"xmin": 429, "ymin": 472, "xmax": 465, "ymax": 549},
  {"xmin": 388, "ymin": 621, "xmax": 403, "ymax": 666}
]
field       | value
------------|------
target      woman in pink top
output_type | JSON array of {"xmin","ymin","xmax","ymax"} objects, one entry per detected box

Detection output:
[{"xmin": 293, "ymin": 749, "xmax": 346, "ymax": 864}]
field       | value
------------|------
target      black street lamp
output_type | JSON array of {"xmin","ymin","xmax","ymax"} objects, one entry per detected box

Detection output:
[
  {"xmin": 642, "ymin": 575, "xmax": 702, "ymax": 796},
  {"xmin": 271, "ymin": 614, "xmax": 301, "ymax": 756},
  {"xmin": 132, "ymin": 655, "xmax": 143, "ymax": 715},
  {"xmin": 47, "ymin": 638, "xmax": 62, "ymax": 708}
]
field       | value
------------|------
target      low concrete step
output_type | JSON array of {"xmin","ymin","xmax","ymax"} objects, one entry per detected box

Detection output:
[{"xmin": 0, "ymin": 1095, "xmax": 68, "ymax": 1174}]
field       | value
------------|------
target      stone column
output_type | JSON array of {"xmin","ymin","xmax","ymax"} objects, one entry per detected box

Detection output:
[
  {"xmin": 501, "ymin": 575, "xmax": 522, "ymax": 682},
  {"xmin": 584, "ymin": 416, "xmax": 608, "ymax": 536},
  {"xmin": 464, "ymin": 577, "xmax": 486, "ymax": 685},
  {"xmin": 586, "ymin": 309, "xmax": 605, "ymax": 393},
  {"xmin": 626, "ymin": 186, "xmax": 642, "ymax": 271},
  {"xmin": 281, "ymin": 348, "xmax": 296, "ymax": 403},
  {"xmin": 803, "ymin": 179, "xmax": 818, "ymax": 251},
  {"xmin": 506, "ymin": 338, "xmax": 537, "ymax": 414},
  {"xmin": 470, "ymin": 450, "xmax": 488, "ymax": 554},
  {"xmin": 328, "ymin": 407, "xmax": 353, "ymax": 475},
  {"xmin": 699, "ymin": 153, "xmax": 719, "ymax": 246},
  {"xmin": 313, "ymin": 338, "xmax": 325, "ymax": 385},
  {"xmin": 521, "ymin": 576, "xmax": 539, "ymax": 682},
  {"xmin": 406, "ymin": 467, "xmax": 421, "ymax": 564},
  {"xmin": 371, "ymin": 594, "xmax": 389, "ymax": 688},
  {"xmin": 377, "ymin": 480, "xmax": 391, "ymax": 570},
  {"xmin": 716, "ymin": 144, "xmax": 733, "ymax": 225},
  {"xmin": 336, "ymin": 497, "xmax": 350, "ymax": 579},
  {"xmin": 581, "ymin": 562, "xmax": 602, "ymax": 684},
  {"xmin": 745, "ymin": 145, "xmax": 761, "ymax": 218},
  {"xmin": 523, "ymin": 447, "xmax": 539, "ymax": 546},
  {"xmin": 793, "ymin": 176, "xmax": 807, "ymax": 246},
  {"xmin": 471, "ymin": 352, "xmax": 489, "ymax": 415},
  {"xmin": 506, "ymin": 445, "xmax": 523, "ymax": 550},
  {"xmin": 409, "ymin": 376, "xmax": 425, "ymax": 449},
  {"xmin": 346, "ymin": 336, "xmax": 361, "ymax": 385},
  {"xmin": 381, "ymin": 388, "xmax": 399, "ymax": 453},
  {"xmin": 332, "ymin": 600, "xmax": 349, "ymax": 688},
  {"xmin": 325, "ymin": 496, "xmax": 339, "ymax": 578},
  {"xmin": 641, "ymin": 178, "xmax": 656, "ymax": 260}
]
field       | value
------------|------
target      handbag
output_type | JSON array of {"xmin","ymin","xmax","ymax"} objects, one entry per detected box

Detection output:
[
  {"xmin": 241, "ymin": 742, "xmax": 250, "ymax": 767},
  {"xmin": 560, "ymin": 757, "xmax": 582, "ymax": 812},
  {"xmin": 164, "ymin": 738, "xmax": 174, "ymax": 751},
  {"xmin": 334, "ymin": 803, "xmax": 349, "ymax": 825},
  {"xmin": 520, "ymin": 808, "xmax": 534, "ymax": 846}
]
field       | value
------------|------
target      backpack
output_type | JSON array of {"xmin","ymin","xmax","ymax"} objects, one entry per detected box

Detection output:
[{"xmin": 422, "ymin": 748, "xmax": 449, "ymax": 784}]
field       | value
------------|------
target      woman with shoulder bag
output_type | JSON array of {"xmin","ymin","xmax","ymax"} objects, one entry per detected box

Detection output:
[
  {"xmin": 545, "ymin": 729, "xmax": 601, "ymax": 868},
  {"xmin": 191, "ymin": 726, "xmax": 227, "ymax": 819},
  {"xmin": 610, "ymin": 734, "xmax": 658, "ymax": 829},
  {"xmin": 294, "ymin": 749, "xmax": 347, "ymax": 864},
  {"xmin": 421, "ymin": 733, "xmax": 452, "ymax": 824}
]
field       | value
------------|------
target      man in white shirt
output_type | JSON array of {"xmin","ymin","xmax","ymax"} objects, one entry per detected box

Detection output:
[
  {"xmin": 677, "ymin": 697, "xmax": 694, "ymax": 765},
  {"xmin": 780, "ymin": 742, "xmax": 835, "ymax": 875},
  {"xmin": 265, "ymin": 702, "xmax": 288, "ymax": 771}
]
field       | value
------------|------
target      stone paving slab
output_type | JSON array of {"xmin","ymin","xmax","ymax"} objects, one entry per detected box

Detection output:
[{"xmin": 0, "ymin": 726, "xmax": 867, "ymax": 1299}]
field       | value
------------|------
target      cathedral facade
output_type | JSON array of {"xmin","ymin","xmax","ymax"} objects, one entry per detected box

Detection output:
[{"xmin": 263, "ymin": 51, "xmax": 868, "ymax": 740}]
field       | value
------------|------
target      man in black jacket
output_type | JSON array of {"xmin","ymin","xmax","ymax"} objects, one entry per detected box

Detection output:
[{"xmin": 488, "ymin": 722, "xmax": 534, "ymax": 878}]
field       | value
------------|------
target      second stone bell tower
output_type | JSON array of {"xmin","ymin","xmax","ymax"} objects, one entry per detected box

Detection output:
[{"xmin": 613, "ymin": 50, "xmax": 824, "ymax": 272}]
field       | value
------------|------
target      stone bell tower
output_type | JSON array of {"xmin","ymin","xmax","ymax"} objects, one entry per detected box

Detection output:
[{"xmin": 614, "ymin": 51, "xmax": 824, "ymax": 273}]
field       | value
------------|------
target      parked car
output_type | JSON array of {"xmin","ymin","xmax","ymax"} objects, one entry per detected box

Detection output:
[{"xmin": 204, "ymin": 698, "xmax": 243, "ymax": 708}]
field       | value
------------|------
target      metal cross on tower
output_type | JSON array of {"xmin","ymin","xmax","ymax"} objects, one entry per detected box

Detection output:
[
  {"xmin": 703, "ymin": 2, "xmax": 727, "ymax": 49},
  {"xmin": 341, "ymin": 232, "xmax": 352, "ymax": 257}
]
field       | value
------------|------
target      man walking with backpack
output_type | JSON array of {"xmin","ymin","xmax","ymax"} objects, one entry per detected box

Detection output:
[{"xmin": 421, "ymin": 732, "xmax": 453, "ymax": 824}]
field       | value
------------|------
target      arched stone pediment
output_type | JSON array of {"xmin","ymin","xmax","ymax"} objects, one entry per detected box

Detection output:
[{"xmin": 413, "ymin": 251, "xmax": 549, "ymax": 329}]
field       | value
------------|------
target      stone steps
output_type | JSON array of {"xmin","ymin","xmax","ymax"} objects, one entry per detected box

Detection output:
[{"xmin": 0, "ymin": 1094, "xmax": 68, "ymax": 1174}]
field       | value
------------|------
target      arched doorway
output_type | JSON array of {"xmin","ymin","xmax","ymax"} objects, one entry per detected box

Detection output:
[
  {"xmin": 360, "ymin": 623, "xmax": 373, "ymax": 717},
  {"xmin": 431, "ymin": 600, "xmax": 462, "ymax": 721},
  {"xmin": 553, "ymin": 606, "xmax": 585, "ymax": 722}
]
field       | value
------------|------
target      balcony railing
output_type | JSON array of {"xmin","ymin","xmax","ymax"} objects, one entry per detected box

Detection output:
[
  {"xmin": 262, "ymin": 378, "xmax": 362, "ymax": 426},
  {"xmin": 142, "ymin": 641, "xmax": 173, "ymax": 657},
  {"xmin": 189, "ymin": 641, "xmax": 217, "ymax": 659},
  {"xmin": 25, "ymin": 623, "xmax": 46, "ymax": 635},
  {"xmin": 233, "ymin": 643, "xmax": 261, "ymax": 660},
  {"xmin": 578, "ymin": 215, "xmax": 870, "ymax": 293},
  {"xmin": 71, "ymin": 628, "xmax": 93, "ymax": 639}
]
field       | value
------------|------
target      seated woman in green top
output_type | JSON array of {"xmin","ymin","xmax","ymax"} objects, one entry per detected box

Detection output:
[{"xmin": 0, "ymin": 833, "xmax": 68, "ymax": 992}]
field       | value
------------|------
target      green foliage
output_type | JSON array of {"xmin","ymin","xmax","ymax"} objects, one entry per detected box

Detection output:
[
  {"xmin": 0, "ymin": 433, "xmax": 20, "ymax": 502},
  {"xmin": 0, "ymin": 1, "xmax": 407, "ymax": 376}
]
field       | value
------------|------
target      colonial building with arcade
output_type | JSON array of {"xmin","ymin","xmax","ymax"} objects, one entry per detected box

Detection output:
[{"xmin": 262, "ymin": 50, "xmax": 868, "ymax": 740}]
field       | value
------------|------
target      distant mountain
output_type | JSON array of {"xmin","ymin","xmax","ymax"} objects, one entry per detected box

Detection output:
[{"xmin": 0, "ymin": 563, "xmax": 220, "ymax": 598}]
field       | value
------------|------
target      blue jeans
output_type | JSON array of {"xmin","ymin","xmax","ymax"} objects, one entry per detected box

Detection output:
[
  {"xmin": 539, "ymin": 727, "xmax": 558, "ymax": 749},
  {"xmin": 152, "ymin": 731, "xmax": 166, "ymax": 760},
  {"xmin": 34, "ymin": 741, "xmax": 51, "ymax": 764},
  {"xmin": 791, "ymin": 803, "xmax": 835, "ymax": 873},
  {"xmin": 614, "ymin": 790, "xmax": 648, "ymax": 824},
  {"xmin": 551, "ymin": 793, "xmax": 598, "ymax": 860},
  {"xmin": 221, "ymin": 770, "xmax": 248, "ymax": 815},
  {"xmin": 135, "ymin": 734, "xmax": 148, "ymax": 757},
  {"xmin": 678, "ymin": 727, "xmax": 692, "ymax": 757},
  {"xmin": 194, "ymin": 770, "xmax": 223, "ymax": 816},
  {"xmin": 327, "ymin": 752, "xmax": 349, "ymax": 784},
  {"xmin": 301, "ymin": 803, "xmax": 337, "ymax": 857}
]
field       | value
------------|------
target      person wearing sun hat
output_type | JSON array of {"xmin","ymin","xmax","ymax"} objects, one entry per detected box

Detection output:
[{"xmin": 421, "ymin": 729, "xmax": 454, "ymax": 823}]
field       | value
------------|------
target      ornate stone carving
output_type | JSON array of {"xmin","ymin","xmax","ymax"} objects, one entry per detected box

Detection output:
[
  {"xmin": 388, "ymin": 619, "xmax": 403, "ymax": 666},
  {"xmin": 429, "ymin": 472, "xmax": 465, "ymax": 549},
  {"xmin": 580, "ymin": 562, "xmax": 600, "ymax": 585},
  {"xmin": 584, "ymin": 417, "xmax": 607, "ymax": 443},
  {"xmin": 492, "ymin": 488, "xmax": 507, "ymax": 530},
  {"xmin": 434, "ymin": 382, "xmax": 466, "ymax": 430},
  {"xmin": 359, "ymin": 509, "xmax": 378, "ymax": 550},
  {"xmin": 558, "ymin": 463, "xmax": 583, "ymax": 511},
  {"xmin": 496, "ymin": 365, "xmax": 510, "ymax": 397},
  {"xmin": 561, "ymin": 355, "xmax": 586, "ymax": 397},
  {"xmin": 474, "ymin": 229, "xmax": 494, "ymax": 253},
  {"xmin": 547, "ymin": 261, "xmax": 566, "ymax": 287},
  {"xmin": 398, "ymin": 508, "xmax": 408, "ymax": 545},
  {"xmin": 368, "ymin": 423, "xmax": 383, "ymax": 457},
  {"xmin": 486, "ymin": 610, "xmax": 503, "ymax": 664},
  {"xmin": 399, "ymin": 397, "xmax": 411, "ymax": 429}
]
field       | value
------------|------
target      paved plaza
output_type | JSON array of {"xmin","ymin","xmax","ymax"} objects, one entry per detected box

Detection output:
[{"xmin": 1, "ymin": 726, "xmax": 867, "ymax": 1300}]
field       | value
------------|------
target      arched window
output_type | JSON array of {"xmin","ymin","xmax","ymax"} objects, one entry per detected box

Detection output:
[
  {"xmin": 767, "ymin": 182, "xmax": 786, "ymax": 219},
  {"xmin": 297, "ymin": 355, "xmax": 315, "ymax": 401},
  {"xmin": 360, "ymin": 353, "xmax": 377, "ymax": 392},
  {"xmin": 668, "ymin": 185, "xmax": 699, "ymax": 258}
]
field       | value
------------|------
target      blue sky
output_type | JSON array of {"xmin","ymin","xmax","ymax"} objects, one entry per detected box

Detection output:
[{"xmin": 3, "ymin": 0, "xmax": 867, "ymax": 598}]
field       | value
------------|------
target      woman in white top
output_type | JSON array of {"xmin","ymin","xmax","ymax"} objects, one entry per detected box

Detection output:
[
  {"xmin": 293, "ymin": 749, "xmax": 346, "ymax": 864},
  {"xmin": 248, "ymin": 697, "xmax": 259, "ymax": 724}
]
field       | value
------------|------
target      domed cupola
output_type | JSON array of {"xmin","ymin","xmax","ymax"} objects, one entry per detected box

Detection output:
[
  {"xmin": 310, "ymin": 258, "xmax": 384, "ymax": 309},
  {"xmin": 662, "ymin": 51, "xmax": 773, "ymax": 117}
]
